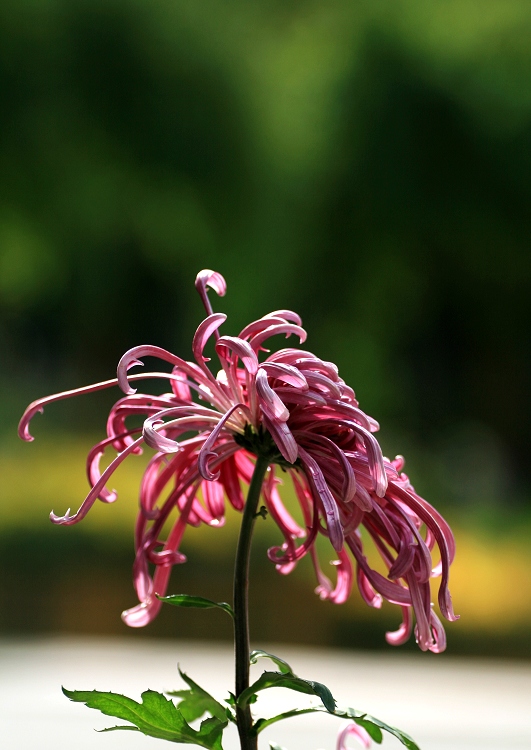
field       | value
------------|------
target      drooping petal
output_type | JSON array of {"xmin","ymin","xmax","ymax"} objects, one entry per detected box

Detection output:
[
  {"xmin": 312, "ymin": 548, "xmax": 353, "ymax": 604},
  {"xmin": 19, "ymin": 377, "xmax": 125, "ymax": 441},
  {"xmin": 385, "ymin": 607, "xmax": 413, "ymax": 646},
  {"xmin": 261, "ymin": 413, "xmax": 298, "ymax": 464},
  {"xmin": 298, "ymin": 446, "xmax": 343, "ymax": 552},
  {"xmin": 86, "ymin": 432, "xmax": 143, "ymax": 503},
  {"xmin": 50, "ymin": 435, "xmax": 145, "ymax": 525}
]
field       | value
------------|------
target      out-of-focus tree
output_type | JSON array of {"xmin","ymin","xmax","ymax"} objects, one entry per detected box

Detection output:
[{"xmin": 1, "ymin": 0, "xmax": 530, "ymax": 517}]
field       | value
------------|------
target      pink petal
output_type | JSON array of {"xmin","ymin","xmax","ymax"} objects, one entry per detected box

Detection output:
[
  {"xmin": 256, "ymin": 369, "xmax": 290, "ymax": 421},
  {"xmin": 195, "ymin": 269, "xmax": 227, "ymax": 316},
  {"xmin": 298, "ymin": 446, "xmax": 343, "ymax": 552},
  {"xmin": 337, "ymin": 722, "xmax": 372, "ymax": 750},
  {"xmin": 249, "ymin": 323, "xmax": 307, "ymax": 352},
  {"xmin": 192, "ymin": 313, "xmax": 227, "ymax": 365},
  {"xmin": 216, "ymin": 336, "xmax": 259, "ymax": 374}
]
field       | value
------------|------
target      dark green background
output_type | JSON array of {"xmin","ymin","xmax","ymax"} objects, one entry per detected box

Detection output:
[{"xmin": 1, "ymin": 0, "xmax": 530, "ymax": 656}]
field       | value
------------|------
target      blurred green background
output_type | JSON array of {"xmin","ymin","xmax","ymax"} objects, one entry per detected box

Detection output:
[{"xmin": 1, "ymin": 0, "xmax": 530, "ymax": 657}]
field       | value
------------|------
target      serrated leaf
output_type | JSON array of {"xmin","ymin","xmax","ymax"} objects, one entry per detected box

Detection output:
[
  {"xmin": 165, "ymin": 669, "xmax": 228, "ymax": 724},
  {"xmin": 333, "ymin": 707, "xmax": 419, "ymax": 750},
  {"xmin": 238, "ymin": 671, "xmax": 336, "ymax": 713},
  {"xmin": 158, "ymin": 594, "xmax": 234, "ymax": 617},
  {"xmin": 250, "ymin": 650, "xmax": 292, "ymax": 674},
  {"xmin": 62, "ymin": 687, "xmax": 227, "ymax": 749}
]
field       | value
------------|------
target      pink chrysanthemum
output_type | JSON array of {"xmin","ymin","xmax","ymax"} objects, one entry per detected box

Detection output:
[{"xmin": 19, "ymin": 269, "xmax": 457, "ymax": 650}]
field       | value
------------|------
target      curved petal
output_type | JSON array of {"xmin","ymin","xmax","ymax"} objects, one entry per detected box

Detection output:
[
  {"xmin": 261, "ymin": 413, "xmax": 298, "ymax": 464},
  {"xmin": 256, "ymin": 369, "xmax": 290, "ymax": 421},
  {"xmin": 249, "ymin": 323, "xmax": 307, "ymax": 352},
  {"xmin": 216, "ymin": 336, "xmax": 259, "ymax": 375},
  {"xmin": 298, "ymin": 446, "xmax": 343, "ymax": 552},
  {"xmin": 50, "ymin": 435, "xmax": 145, "ymax": 526},
  {"xmin": 192, "ymin": 313, "xmax": 227, "ymax": 366},
  {"xmin": 117, "ymin": 345, "xmax": 222, "ymax": 399},
  {"xmin": 260, "ymin": 362, "xmax": 308, "ymax": 389},
  {"xmin": 195, "ymin": 269, "xmax": 227, "ymax": 316},
  {"xmin": 198, "ymin": 403, "xmax": 251, "ymax": 480},
  {"xmin": 385, "ymin": 607, "xmax": 413, "ymax": 646},
  {"xmin": 19, "ymin": 377, "xmax": 124, "ymax": 441}
]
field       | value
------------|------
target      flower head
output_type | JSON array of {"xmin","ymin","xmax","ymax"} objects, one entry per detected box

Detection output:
[{"xmin": 19, "ymin": 269, "xmax": 457, "ymax": 650}]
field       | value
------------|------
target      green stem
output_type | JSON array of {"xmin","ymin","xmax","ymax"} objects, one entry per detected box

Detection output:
[{"xmin": 233, "ymin": 454, "xmax": 270, "ymax": 750}]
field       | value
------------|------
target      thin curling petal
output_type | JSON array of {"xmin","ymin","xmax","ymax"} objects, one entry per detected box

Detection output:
[
  {"xmin": 386, "ymin": 607, "xmax": 413, "ymax": 646},
  {"xmin": 195, "ymin": 269, "xmax": 227, "ymax": 316},
  {"xmin": 19, "ymin": 377, "xmax": 125, "ymax": 440},
  {"xmin": 86, "ymin": 433, "xmax": 146, "ymax": 504},
  {"xmin": 50, "ymin": 436, "xmax": 145, "ymax": 525},
  {"xmin": 264, "ymin": 309, "xmax": 303, "ymax": 326},
  {"xmin": 198, "ymin": 403, "xmax": 251, "ymax": 480},
  {"xmin": 249, "ymin": 323, "xmax": 307, "ymax": 352},
  {"xmin": 239, "ymin": 316, "xmax": 297, "ymax": 341},
  {"xmin": 143, "ymin": 417, "xmax": 182, "ymax": 454},
  {"xmin": 192, "ymin": 313, "xmax": 227, "ymax": 365}
]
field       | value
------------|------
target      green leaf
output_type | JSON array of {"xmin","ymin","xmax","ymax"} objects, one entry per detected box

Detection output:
[
  {"xmin": 253, "ymin": 702, "xmax": 419, "ymax": 750},
  {"xmin": 166, "ymin": 668, "xmax": 230, "ymax": 724},
  {"xmin": 158, "ymin": 594, "xmax": 234, "ymax": 618},
  {"xmin": 62, "ymin": 687, "xmax": 227, "ymax": 749},
  {"xmin": 250, "ymin": 650, "xmax": 292, "ymax": 674},
  {"xmin": 332, "ymin": 707, "xmax": 420, "ymax": 750},
  {"xmin": 269, "ymin": 744, "xmax": 287, "ymax": 750},
  {"xmin": 253, "ymin": 708, "xmax": 321, "ymax": 735},
  {"xmin": 238, "ymin": 671, "xmax": 336, "ymax": 713},
  {"xmin": 98, "ymin": 725, "xmax": 140, "ymax": 733}
]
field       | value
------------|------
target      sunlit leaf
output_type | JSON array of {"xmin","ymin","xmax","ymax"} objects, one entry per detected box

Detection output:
[
  {"xmin": 237, "ymin": 671, "xmax": 336, "ymax": 713},
  {"xmin": 250, "ymin": 649, "xmax": 292, "ymax": 674},
  {"xmin": 62, "ymin": 687, "xmax": 227, "ymax": 749},
  {"xmin": 158, "ymin": 594, "xmax": 234, "ymax": 617},
  {"xmin": 166, "ymin": 668, "xmax": 229, "ymax": 724}
]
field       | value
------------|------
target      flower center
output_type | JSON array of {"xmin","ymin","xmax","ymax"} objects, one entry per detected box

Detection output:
[{"xmin": 233, "ymin": 424, "xmax": 298, "ymax": 469}]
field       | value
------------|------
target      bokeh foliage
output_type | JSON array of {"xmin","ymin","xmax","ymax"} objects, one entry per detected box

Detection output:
[{"xmin": 1, "ymin": 0, "xmax": 531, "ymax": 652}]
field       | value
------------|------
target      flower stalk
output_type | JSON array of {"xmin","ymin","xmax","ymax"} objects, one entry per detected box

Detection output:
[{"xmin": 233, "ymin": 454, "xmax": 270, "ymax": 750}]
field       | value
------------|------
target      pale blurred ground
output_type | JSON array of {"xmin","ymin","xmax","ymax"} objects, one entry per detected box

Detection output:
[{"xmin": 1, "ymin": 638, "xmax": 530, "ymax": 750}]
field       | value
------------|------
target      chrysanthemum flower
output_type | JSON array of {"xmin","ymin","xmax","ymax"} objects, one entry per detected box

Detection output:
[{"xmin": 19, "ymin": 269, "xmax": 457, "ymax": 651}]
